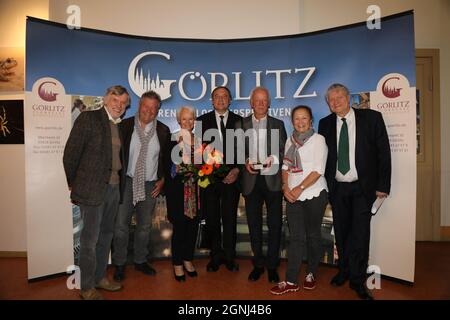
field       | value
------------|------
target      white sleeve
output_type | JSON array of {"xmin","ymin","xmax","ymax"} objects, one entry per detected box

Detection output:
[{"xmin": 312, "ymin": 134, "xmax": 328, "ymax": 175}]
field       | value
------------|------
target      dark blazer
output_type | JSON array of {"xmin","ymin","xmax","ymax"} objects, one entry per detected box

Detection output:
[
  {"xmin": 63, "ymin": 108, "xmax": 125, "ymax": 206},
  {"xmin": 235, "ymin": 115, "xmax": 287, "ymax": 196},
  {"xmin": 318, "ymin": 108, "xmax": 391, "ymax": 208},
  {"xmin": 119, "ymin": 117, "xmax": 171, "ymax": 187},
  {"xmin": 164, "ymin": 139, "xmax": 198, "ymax": 223},
  {"xmin": 196, "ymin": 110, "xmax": 243, "ymax": 168}
]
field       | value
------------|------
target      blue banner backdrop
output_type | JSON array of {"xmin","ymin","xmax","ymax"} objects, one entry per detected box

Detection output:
[
  {"xmin": 26, "ymin": 12, "xmax": 415, "ymax": 133},
  {"xmin": 25, "ymin": 12, "xmax": 415, "ymax": 278}
]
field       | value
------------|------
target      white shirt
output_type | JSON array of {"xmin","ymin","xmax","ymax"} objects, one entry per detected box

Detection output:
[
  {"xmin": 335, "ymin": 107, "xmax": 358, "ymax": 182},
  {"xmin": 251, "ymin": 114, "xmax": 268, "ymax": 163},
  {"xmin": 127, "ymin": 121, "xmax": 160, "ymax": 182},
  {"xmin": 215, "ymin": 110, "xmax": 229, "ymax": 142},
  {"xmin": 282, "ymin": 133, "xmax": 328, "ymax": 201},
  {"xmin": 103, "ymin": 106, "xmax": 122, "ymax": 124}
]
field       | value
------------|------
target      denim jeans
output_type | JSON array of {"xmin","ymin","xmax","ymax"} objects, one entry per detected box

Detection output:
[
  {"xmin": 79, "ymin": 184, "xmax": 120, "ymax": 290},
  {"xmin": 112, "ymin": 177, "xmax": 156, "ymax": 265}
]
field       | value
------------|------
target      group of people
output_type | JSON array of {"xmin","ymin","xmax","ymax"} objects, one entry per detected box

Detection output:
[{"xmin": 63, "ymin": 83, "xmax": 391, "ymax": 301}]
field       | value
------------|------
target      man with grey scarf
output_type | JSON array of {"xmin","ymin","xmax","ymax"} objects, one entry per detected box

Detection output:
[{"xmin": 112, "ymin": 91, "xmax": 170, "ymax": 281}]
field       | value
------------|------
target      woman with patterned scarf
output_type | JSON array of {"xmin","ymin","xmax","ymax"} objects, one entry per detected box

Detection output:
[
  {"xmin": 165, "ymin": 106, "xmax": 202, "ymax": 282},
  {"xmin": 270, "ymin": 105, "xmax": 329, "ymax": 295}
]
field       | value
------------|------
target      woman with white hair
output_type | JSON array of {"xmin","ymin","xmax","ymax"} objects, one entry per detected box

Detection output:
[{"xmin": 165, "ymin": 105, "xmax": 201, "ymax": 281}]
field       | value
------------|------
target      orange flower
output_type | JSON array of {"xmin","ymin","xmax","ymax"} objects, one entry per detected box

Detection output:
[{"xmin": 201, "ymin": 164, "xmax": 213, "ymax": 175}]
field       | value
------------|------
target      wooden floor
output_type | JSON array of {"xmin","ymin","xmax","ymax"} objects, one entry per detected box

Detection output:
[{"xmin": 0, "ymin": 242, "xmax": 449, "ymax": 300}]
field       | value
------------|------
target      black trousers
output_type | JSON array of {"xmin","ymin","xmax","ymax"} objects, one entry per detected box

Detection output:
[
  {"xmin": 203, "ymin": 181, "xmax": 240, "ymax": 263},
  {"xmin": 331, "ymin": 181, "xmax": 372, "ymax": 286},
  {"xmin": 244, "ymin": 175, "xmax": 283, "ymax": 269},
  {"xmin": 171, "ymin": 215, "xmax": 199, "ymax": 266}
]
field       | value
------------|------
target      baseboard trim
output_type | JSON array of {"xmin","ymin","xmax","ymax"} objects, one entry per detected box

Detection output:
[
  {"xmin": 0, "ymin": 251, "xmax": 27, "ymax": 258},
  {"xmin": 441, "ymin": 227, "xmax": 450, "ymax": 241}
]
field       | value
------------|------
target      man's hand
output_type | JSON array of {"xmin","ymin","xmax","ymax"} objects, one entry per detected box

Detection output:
[
  {"xmin": 376, "ymin": 191, "xmax": 388, "ymax": 198},
  {"xmin": 223, "ymin": 168, "xmax": 239, "ymax": 184},
  {"xmin": 263, "ymin": 156, "xmax": 274, "ymax": 168},
  {"xmin": 245, "ymin": 160, "xmax": 259, "ymax": 175},
  {"xmin": 151, "ymin": 179, "xmax": 164, "ymax": 198}
]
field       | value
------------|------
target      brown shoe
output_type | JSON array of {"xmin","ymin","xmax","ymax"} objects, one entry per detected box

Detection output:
[
  {"xmin": 79, "ymin": 288, "xmax": 104, "ymax": 300},
  {"xmin": 95, "ymin": 278, "xmax": 123, "ymax": 292}
]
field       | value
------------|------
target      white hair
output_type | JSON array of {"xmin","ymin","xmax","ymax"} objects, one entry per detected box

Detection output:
[{"xmin": 176, "ymin": 105, "xmax": 196, "ymax": 123}]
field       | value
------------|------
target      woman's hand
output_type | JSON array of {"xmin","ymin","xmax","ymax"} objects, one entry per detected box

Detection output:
[
  {"xmin": 290, "ymin": 185, "xmax": 304, "ymax": 201},
  {"xmin": 283, "ymin": 186, "xmax": 297, "ymax": 203}
]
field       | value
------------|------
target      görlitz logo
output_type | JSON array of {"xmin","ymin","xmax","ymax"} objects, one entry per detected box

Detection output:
[
  {"xmin": 38, "ymin": 81, "xmax": 59, "ymax": 102},
  {"xmin": 374, "ymin": 73, "xmax": 410, "ymax": 113},
  {"xmin": 381, "ymin": 77, "xmax": 402, "ymax": 98},
  {"xmin": 128, "ymin": 51, "xmax": 318, "ymax": 101},
  {"xmin": 128, "ymin": 51, "xmax": 176, "ymax": 100},
  {"xmin": 32, "ymin": 78, "xmax": 66, "ymax": 118}
]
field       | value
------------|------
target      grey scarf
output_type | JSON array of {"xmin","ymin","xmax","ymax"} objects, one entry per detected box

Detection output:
[
  {"xmin": 283, "ymin": 128, "xmax": 314, "ymax": 173},
  {"xmin": 132, "ymin": 114, "xmax": 157, "ymax": 205}
]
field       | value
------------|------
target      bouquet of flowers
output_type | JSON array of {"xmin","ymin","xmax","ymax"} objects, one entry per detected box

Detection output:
[{"xmin": 177, "ymin": 143, "xmax": 230, "ymax": 188}]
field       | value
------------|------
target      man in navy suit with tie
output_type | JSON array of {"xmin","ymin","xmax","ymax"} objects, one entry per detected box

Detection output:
[
  {"xmin": 196, "ymin": 86, "xmax": 242, "ymax": 272},
  {"xmin": 318, "ymin": 83, "xmax": 391, "ymax": 300}
]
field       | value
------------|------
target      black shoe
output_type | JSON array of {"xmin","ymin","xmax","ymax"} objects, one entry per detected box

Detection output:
[
  {"xmin": 206, "ymin": 260, "xmax": 220, "ymax": 272},
  {"xmin": 174, "ymin": 271, "xmax": 186, "ymax": 282},
  {"xmin": 135, "ymin": 262, "xmax": 156, "ymax": 276},
  {"xmin": 225, "ymin": 260, "xmax": 239, "ymax": 272},
  {"xmin": 268, "ymin": 269, "xmax": 280, "ymax": 283},
  {"xmin": 248, "ymin": 267, "xmax": 264, "ymax": 281},
  {"xmin": 330, "ymin": 272, "xmax": 348, "ymax": 286},
  {"xmin": 183, "ymin": 265, "xmax": 198, "ymax": 277},
  {"xmin": 113, "ymin": 265, "xmax": 126, "ymax": 282},
  {"xmin": 350, "ymin": 283, "xmax": 374, "ymax": 300}
]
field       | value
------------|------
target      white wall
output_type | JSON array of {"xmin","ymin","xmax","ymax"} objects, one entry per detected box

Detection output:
[
  {"xmin": 1, "ymin": 0, "xmax": 449, "ymax": 252},
  {"xmin": 0, "ymin": 0, "xmax": 49, "ymax": 252},
  {"xmin": 49, "ymin": 0, "xmax": 302, "ymax": 39}
]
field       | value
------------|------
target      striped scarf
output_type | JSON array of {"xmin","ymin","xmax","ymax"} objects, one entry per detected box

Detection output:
[
  {"xmin": 283, "ymin": 128, "xmax": 314, "ymax": 173},
  {"xmin": 132, "ymin": 114, "xmax": 156, "ymax": 205}
]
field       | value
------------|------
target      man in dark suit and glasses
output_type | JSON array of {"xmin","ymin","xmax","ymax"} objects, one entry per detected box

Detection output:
[
  {"xmin": 196, "ymin": 86, "xmax": 242, "ymax": 272},
  {"xmin": 236, "ymin": 86, "xmax": 287, "ymax": 283},
  {"xmin": 318, "ymin": 83, "xmax": 391, "ymax": 300},
  {"xmin": 63, "ymin": 85, "xmax": 130, "ymax": 300}
]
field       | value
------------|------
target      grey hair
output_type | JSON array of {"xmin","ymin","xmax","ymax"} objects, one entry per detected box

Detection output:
[
  {"xmin": 105, "ymin": 85, "xmax": 131, "ymax": 106},
  {"xmin": 250, "ymin": 86, "xmax": 271, "ymax": 106},
  {"xmin": 139, "ymin": 90, "xmax": 162, "ymax": 107},
  {"xmin": 325, "ymin": 83, "xmax": 350, "ymax": 102},
  {"xmin": 176, "ymin": 105, "xmax": 196, "ymax": 123}
]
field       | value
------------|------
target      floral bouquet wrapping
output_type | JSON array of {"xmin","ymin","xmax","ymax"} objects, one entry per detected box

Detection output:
[{"xmin": 177, "ymin": 143, "xmax": 230, "ymax": 188}]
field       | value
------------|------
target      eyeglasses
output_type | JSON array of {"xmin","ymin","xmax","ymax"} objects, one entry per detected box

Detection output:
[{"xmin": 213, "ymin": 95, "xmax": 230, "ymax": 101}]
